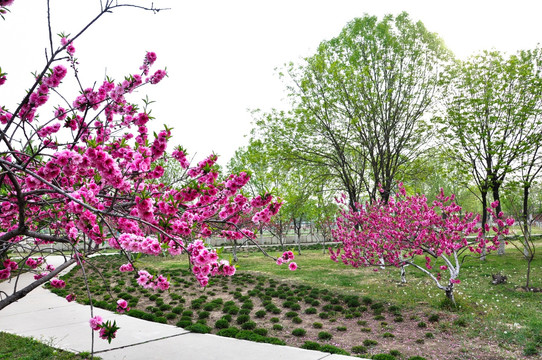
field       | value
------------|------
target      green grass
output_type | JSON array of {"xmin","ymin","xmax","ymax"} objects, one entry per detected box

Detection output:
[
  {"xmin": 55, "ymin": 240, "xmax": 542, "ymax": 356},
  {"xmin": 194, "ymin": 243, "xmax": 542, "ymax": 347},
  {"xmin": 0, "ymin": 332, "xmax": 98, "ymax": 359}
]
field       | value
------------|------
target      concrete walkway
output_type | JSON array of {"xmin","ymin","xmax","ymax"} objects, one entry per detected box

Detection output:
[{"xmin": 0, "ymin": 257, "xmax": 367, "ymax": 360}]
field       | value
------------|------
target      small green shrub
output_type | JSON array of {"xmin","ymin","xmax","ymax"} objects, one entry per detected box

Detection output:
[
  {"xmin": 408, "ymin": 356, "xmax": 428, "ymax": 360},
  {"xmin": 313, "ymin": 322, "xmax": 323, "ymax": 329},
  {"xmin": 382, "ymin": 332, "xmax": 394, "ymax": 338},
  {"xmin": 285, "ymin": 311, "xmax": 298, "ymax": 318},
  {"xmin": 361, "ymin": 327, "xmax": 372, "ymax": 332},
  {"xmin": 302, "ymin": 341, "xmax": 321, "ymax": 350},
  {"xmin": 318, "ymin": 331, "xmax": 333, "ymax": 340},
  {"xmin": 217, "ymin": 327, "xmax": 239, "ymax": 338},
  {"xmin": 428, "ymin": 314, "xmax": 440, "ymax": 322},
  {"xmin": 363, "ymin": 339, "xmax": 378, "ymax": 346},
  {"xmin": 417, "ymin": 321, "xmax": 427, "ymax": 328},
  {"xmin": 372, "ymin": 354, "xmax": 395, "ymax": 360},
  {"xmin": 185, "ymin": 323, "xmax": 211, "ymax": 334},
  {"xmin": 337, "ymin": 326, "xmax": 347, "ymax": 331},
  {"xmin": 292, "ymin": 316, "xmax": 302, "ymax": 324},
  {"xmin": 351, "ymin": 345, "xmax": 367, "ymax": 354},
  {"xmin": 198, "ymin": 311, "xmax": 210, "ymax": 319},
  {"xmin": 389, "ymin": 350, "xmax": 401, "ymax": 357},
  {"xmin": 241, "ymin": 321, "xmax": 256, "ymax": 330},
  {"xmin": 215, "ymin": 319, "xmax": 229, "ymax": 329},
  {"xmin": 292, "ymin": 328, "xmax": 306, "ymax": 337},
  {"xmin": 270, "ymin": 317, "xmax": 280, "ymax": 323},
  {"xmin": 272, "ymin": 324, "xmax": 283, "ymax": 330},
  {"xmin": 319, "ymin": 312, "xmax": 329, "ymax": 319},
  {"xmin": 175, "ymin": 319, "xmax": 192, "ymax": 328},
  {"xmin": 305, "ymin": 307, "xmax": 317, "ymax": 314},
  {"xmin": 236, "ymin": 314, "xmax": 250, "ymax": 324},
  {"xmin": 254, "ymin": 328, "xmax": 268, "ymax": 336},
  {"xmin": 415, "ymin": 339, "xmax": 425, "ymax": 344},
  {"xmin": 255, "ymin": 310, "xmax": 266, "ymax": 318},
  {"xmin": 425, "ymin": 332, "xmax": 434, "ymax": 339},
  {"xmin": 320, "ymin": 344, "xmax": 349, "ymax": 355}
]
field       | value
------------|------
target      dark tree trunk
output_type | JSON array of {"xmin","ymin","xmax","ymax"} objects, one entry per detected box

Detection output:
[
  {"xmin": 492, "ymin": 182, "xmax": 505, "ymax": 255},
  {"xmin": 480, "ymin": 189, "xmax": 488, "ymax": 261}
]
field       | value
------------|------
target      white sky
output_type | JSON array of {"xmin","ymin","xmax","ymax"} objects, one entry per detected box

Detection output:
[{"xmin": 1, "ymin": 0, "xmax": 542, "ymax": 167}]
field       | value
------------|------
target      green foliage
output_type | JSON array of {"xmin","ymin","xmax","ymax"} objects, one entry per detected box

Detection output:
[
  {"xmin": 318, "ymin": 331, "xmax": 332, "ymax": 340},
  {"xmin": 363, "ymin": 339, "xmax": 378, "ymax": 346},
  {"xmin": 301, "ymin": 341, "xmax": 321, "ymax": 350},
  {"xmin": 292, "ymin": 328, "xmax": 306, "ymax": 337},
  {"xmin": 351, "ymin": 345, "xmax": 367, "ymax": 354},
  {"xmin": 0, "ymin": 332, "xmax": 94, "ymax": 360},
  {"xmin": 214, "ymin": 319, "xmax": 229, "ymax": 329},
  {"xmin": 372, "ymin": 354, "xmax": 396, "ymax": 360},
  {"xmin": 185, "ymin": 323, "xmax": 211, "ymax": 334},
  {"xmin": 216, "ymin": 327, "xmax": 239, "ymax": 338}
]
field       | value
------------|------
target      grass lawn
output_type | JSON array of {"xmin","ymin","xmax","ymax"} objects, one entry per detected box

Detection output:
[
  {"xmin": 0, "ymin": 332, "xmax": 97, "ymax": 360},
  {"xmin": 52, "ymin": 242, "xmax": 542, "ymax": 360}
]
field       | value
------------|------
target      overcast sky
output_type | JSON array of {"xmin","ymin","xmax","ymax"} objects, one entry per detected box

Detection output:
[{"xmin": 2, "ymin": 0, "xmax": 542, "ymax": 167}]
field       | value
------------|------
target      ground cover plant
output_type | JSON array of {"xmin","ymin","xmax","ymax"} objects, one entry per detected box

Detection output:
[
  {"xmin": 54, "ymin": 246, "xmax": 542, "ymax": 359},
  {"xmin": 0, "ymin": 332, "xmax": 99, "ymax": 360}
]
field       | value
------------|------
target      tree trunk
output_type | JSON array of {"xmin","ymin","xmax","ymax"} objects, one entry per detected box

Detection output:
[
  {"xmin": 523, "ymin": 185, "xmax": 530, "ymax": 259},
  {"xmin": 232, "ymin": 240, "xmax": 238, "ymax": 262},
  {"xmin": 492, "ymin": 184, "xmax": 505, "ymax": 255},
  {"xmin": 445, "ymin": 284, "xmax": 455, "ymax": 305},
  {"xmin": 400, "ymin": 265, "xmax": 407, "ymax": 284},
  {"xmin": 480, "ymin": 189, "xmax": 488, "ymax": 261}
]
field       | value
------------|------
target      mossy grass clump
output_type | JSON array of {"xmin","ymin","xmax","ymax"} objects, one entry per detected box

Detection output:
[
  {"xmin": 363, "ymin": 339, "xmax": 378, "ymax": 346},
  {"xmin": 351, "ymin": 345, "xmax": 367, "ymax": 354},
  {"xmin": 318, "ymin": 331, "xmax": 332, "ymax": 340}
]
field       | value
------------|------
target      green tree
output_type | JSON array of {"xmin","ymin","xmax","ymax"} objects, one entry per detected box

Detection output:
[
  {"xmin": 228, "ymin": 140, "xmax": 323, "ymax": 253},
  {"xmin": 437, "ymin": 49, "xmax": 542, "ymax": 255},
  {"xmin": 255, "ymin": 12, "xmax": 451, "ymax": 207}
]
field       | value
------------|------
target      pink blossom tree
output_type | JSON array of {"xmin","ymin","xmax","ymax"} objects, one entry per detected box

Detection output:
[
  {"xmin": 330, "ymin": 184, "xmax": 513, "ymax": 304},
  {"xmin": 0, "ymin": 0, "xmax": 292, "ymax": 344}
]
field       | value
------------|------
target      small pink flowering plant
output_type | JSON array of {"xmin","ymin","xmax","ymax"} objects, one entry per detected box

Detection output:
[{"xmin": 331, "ymin": 183, "xmax": 512, "ymax": 304}]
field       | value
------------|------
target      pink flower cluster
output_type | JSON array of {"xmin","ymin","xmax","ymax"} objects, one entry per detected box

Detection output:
[
  {"xmin": 0, "ymin": 259, "xmax": 18, "ymax": 279},
  {"xmin": 0, "ymin": 1, "xmax": 15, "ymax": 8},
  {"xmin": 275, "ymin": 251, "xmax": 297, "ymax": 271},
  {"xmin": 89, "ymin": 317, "xmax": 118, "ymax": 342},
  {"xmin": 25, "ymin": 257, "xmax": 44, "ymax": 269},
  {"xmin": 116, "ymin": 299, "xmax": 130, "ymax": 313},
  {"xmin": 66, "ymin": 293, "xmax": 76, "ymax": 302},
  {"xmin": 110, "ymin": 233, "xmax": 162, "ymax": 255},
  {"xmin": 0, "ymin": 108, "xmax": 12, "ymax": 124},
  {"xmin": 187, "ymin": 240, "xmax": 236, "ymax": 286},
  {"xmin": 136, "ymin": 270, "xmax": 170, "ymax": 291},
  {"xmin": 50, "ymin": 278, "xmax": 66, "ymax": 288},
  {"xmin": 140, "ymin": 51, "xmax": 157, "ymax": 75},
  {"xmin": 37, "ymin": 122, "xmax": 61, "ymax": 137},
  {"xmin": 172, "ymin": 146, "xmax": 190, "ymax": 169},
  {"xmin": 119, "ymin": 263, "xmax": 134, "ymax": 272},
  {"xmin": 61, "ymin": 37, "xmax": 75, "ymax": 56},
  {"xmin": 252, "ymin": 201, "xmax": 282, "ymax": 224}
]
